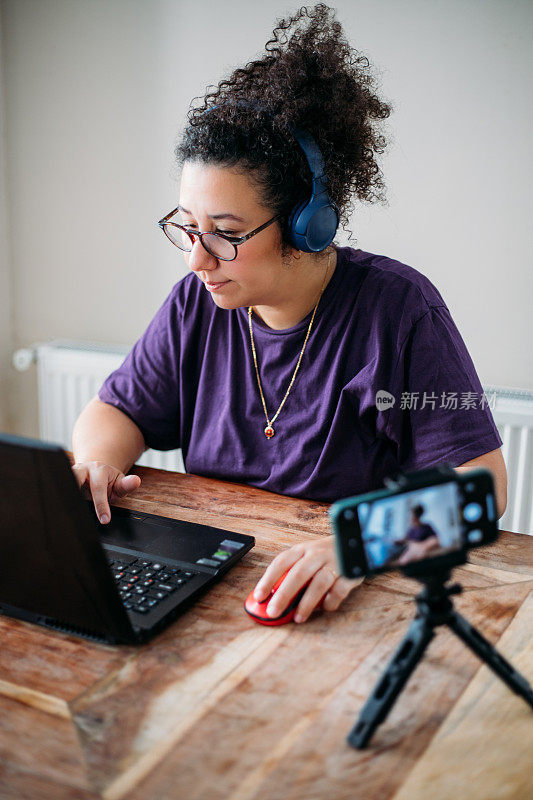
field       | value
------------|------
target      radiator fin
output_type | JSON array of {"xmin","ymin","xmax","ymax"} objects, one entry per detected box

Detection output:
[{"xmin": 484, "ymin": 385, "xmax": 533, "ymax": 535}]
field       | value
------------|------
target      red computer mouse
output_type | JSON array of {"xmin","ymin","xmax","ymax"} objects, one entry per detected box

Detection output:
[{"xmin": 244, "ymin": 569, "xmax": 325, "ymax": 626}]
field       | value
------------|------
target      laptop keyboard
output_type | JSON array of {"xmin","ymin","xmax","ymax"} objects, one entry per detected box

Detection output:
[{"xmin": 107, "ymin": 554, "xmax": 199, "ymax": 614}]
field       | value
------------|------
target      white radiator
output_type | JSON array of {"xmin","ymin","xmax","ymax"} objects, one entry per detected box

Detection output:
[
  {"xmin": 13, "ymin": 340, "xmax": 184, "ymax": 473},
  {"xmin": 12, "ymin": 341, "xmax": 533, "ymax": 535},
  {"xmin": 484, "ymin": 385, "xmax": 533, "ymax": 536}
]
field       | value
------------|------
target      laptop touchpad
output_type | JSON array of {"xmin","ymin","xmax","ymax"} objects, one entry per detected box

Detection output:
[
  {"xmin": 99, "ymin": 516, "xmax": 174, "ymax": 553},
  {"xmin": 84, "ymin": 502, "xmax": 173, "ymax": 554}
]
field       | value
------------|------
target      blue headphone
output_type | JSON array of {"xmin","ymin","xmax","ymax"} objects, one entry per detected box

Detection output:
[
  {"xmin": 285, "ymin": 125, "xmax": 340, "ymax": 253},
  {"xmin": 201, "ymin": 103, "xmax": 339, "ymax": 253}
]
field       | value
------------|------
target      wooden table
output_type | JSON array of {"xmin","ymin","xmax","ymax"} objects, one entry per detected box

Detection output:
[{"xmin": 1, "ymin": 465, "xmax": 532, "ymax": 800}]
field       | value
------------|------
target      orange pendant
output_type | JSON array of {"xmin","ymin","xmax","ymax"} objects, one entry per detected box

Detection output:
[{"xmin": 264, "ymin": 425, "xmax": 275, "ymax": 439}]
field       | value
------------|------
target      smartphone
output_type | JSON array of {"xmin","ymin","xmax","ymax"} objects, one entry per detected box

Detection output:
[{"xmin": 329, "ymin": 466, "xmax": 498, "ymax": 578}]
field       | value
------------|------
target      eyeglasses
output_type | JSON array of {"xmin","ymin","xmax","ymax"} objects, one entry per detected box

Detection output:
[{"xmin": 157, "ymin": 207, "xmax": 281, "ymax": 261}]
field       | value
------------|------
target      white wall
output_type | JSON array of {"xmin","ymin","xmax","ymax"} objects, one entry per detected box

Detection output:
[
  {"xmin": 1, "ymin": 0, "xmax": 532, "ymax": 437},
  {"xmin": 0, "ymin": 1, "xmax": 14, "ymax": 433}
]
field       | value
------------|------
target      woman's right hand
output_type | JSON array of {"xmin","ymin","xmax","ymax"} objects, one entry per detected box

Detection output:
[{"xmin": 71, "ymin": 461, "xmax": 141, "ymax": 524}]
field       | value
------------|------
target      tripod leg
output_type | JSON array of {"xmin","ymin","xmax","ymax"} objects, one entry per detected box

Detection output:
[
  {"xmin": 348, "ymin": 616, "xmax": 434, "ymax": 749},
  {"xmin": 448, "ymin": 611, "xmax": 533, "ymax": 708}
]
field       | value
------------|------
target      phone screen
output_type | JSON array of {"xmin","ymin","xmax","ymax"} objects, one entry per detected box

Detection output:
[{"xmin": 357, "ymin": 481, "xmax": 464, "ymax": 571}]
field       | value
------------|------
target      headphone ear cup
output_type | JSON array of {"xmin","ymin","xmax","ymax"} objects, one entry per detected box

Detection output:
[
  {"xmin": 287, "ymin": 199, "xmax": 309, "ymax": 250},
  {"xmin": 288, "ymin": 200, "xmax": 339, "ymax": 253},
  {"xmin": 305, "ymin": 203, "xmax": 339, "ymax": 251}
]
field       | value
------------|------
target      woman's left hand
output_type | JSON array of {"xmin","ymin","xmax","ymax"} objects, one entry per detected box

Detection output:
[{"xmin": 252, "ymin": 536, "xmax": 363, "ymax": 623}]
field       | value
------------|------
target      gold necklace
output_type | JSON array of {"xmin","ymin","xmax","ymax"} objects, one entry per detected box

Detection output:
[{"xmin": 248, "ymin": 251, "xmax": 333, "ymax": 439}]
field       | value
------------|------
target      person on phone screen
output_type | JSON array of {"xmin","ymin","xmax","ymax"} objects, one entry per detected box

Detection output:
[
  {"xmin": 396, "ymin": 504, "xmax": 440, "ymax": 566},
  {"xmin": 72, "ymin": 5, "xmax": 507, "ymax": 625}
]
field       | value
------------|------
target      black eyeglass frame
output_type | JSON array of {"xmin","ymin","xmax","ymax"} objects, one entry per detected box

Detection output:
[{"xmin": 157, "ymin": 207, "xmax": 281, "ymax": 261}]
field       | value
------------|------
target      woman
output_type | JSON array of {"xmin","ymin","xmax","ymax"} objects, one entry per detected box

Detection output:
[
  {"xmin": 72, "ymin": 4, "xmax": 506, "ymax": 624},
  {"xmin": 396, "ymin": 505, "xmax": 441, "ymax": 566}
]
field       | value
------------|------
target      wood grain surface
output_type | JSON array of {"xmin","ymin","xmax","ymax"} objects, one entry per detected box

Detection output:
[{"xmin": 1, "ymin": 464, "xmax": 532, "ymax": 800}]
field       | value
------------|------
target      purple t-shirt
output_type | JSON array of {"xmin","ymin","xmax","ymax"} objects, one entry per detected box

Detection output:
[
  {"xmin": 98, "ymin": 245, "xmax": 502, "ymax": 502},
  {"xmin": 405, "ymin": 523, "xmax": 438, "ymax": 542}
]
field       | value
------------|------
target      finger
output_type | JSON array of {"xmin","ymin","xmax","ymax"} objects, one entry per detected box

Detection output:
[
  {"xmin": 253, "ymin": 545, "xmax": 306, "ymax": 601},
  {"xmin": 71, "ymin": 463, "xmax": 89, "ymax": 490},
  {"xmin": 88, "ymin": 465, "xmax": 113, "ymax": 524},
  {"xmin": 264, "ymin": 554, "xmax": 331, "ymax": 618},
  {"xmin": 72, "ymin": 463, "xmax": 94, "ymax": 501},
  {"xmin": 293, "ymin": 566, "xmax": 338, "ymax": 623},
  {"xmin": 264, "ymin": 570, "xmax": 311, "ymax": 619},
  {"xmin": 322, "ymin": 577, "xmax": 363, "ymax": 612},
  {"xmin": 111, "ymin": 473, "xmax": 141, "ymax": 499},
  {"xmin": 398, "ymin": 550, "xmax": 410, "ymax": 566},
  {"xmin": 265, "ymin": 553, "xmax": 328, "ymax": 619}
]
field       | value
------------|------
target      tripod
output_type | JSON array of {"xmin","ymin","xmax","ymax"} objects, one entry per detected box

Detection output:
[{"xmin": 348, "ymin": 565, "xmax": 533, "ymax": 749}]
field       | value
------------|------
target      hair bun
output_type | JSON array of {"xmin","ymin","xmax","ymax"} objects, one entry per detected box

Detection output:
[{"xmin": 177, "ymin": 3, "xmax": 392, "ymax": 250}]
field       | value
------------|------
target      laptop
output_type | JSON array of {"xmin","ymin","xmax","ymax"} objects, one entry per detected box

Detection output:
[{"xmin": 0, "ymin": 432, "xmax": 255, "ymax": 645}]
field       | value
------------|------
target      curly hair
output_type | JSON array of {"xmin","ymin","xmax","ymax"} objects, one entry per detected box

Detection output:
[{"xmin": 175, "ymin": 3, "xmax": 392, "ymax": 254}]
